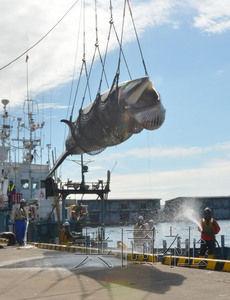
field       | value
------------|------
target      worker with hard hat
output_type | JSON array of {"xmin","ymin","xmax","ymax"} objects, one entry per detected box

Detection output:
[
  {"xmin": 59, "ymin": 221, "xmax": 76, "ymax": 245},
  {"xmin": 144, "ymin": 219, "xmax": 156, "ymax": 253},
  {"xmin": 133, "ymin": 215, "xmax": 147, "ymax": 252},
  {"xmin": 199, "ymin": 207, "xmax": 220, "ymax": 257},
  {"xmin": 12, "ymin": 199, "xmax": 27, "ymax": 246}
]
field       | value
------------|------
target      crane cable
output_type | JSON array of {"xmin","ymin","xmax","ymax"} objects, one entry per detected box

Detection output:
[
  {"xmin": 70, "ymin": 0, "xmax": 90, "ymax": 118},
  {"xmin": 127, "ymin": 0, "xmax": 148, "ymax": 76},
  {"xmin": 67, "ymin": 0, "xmax": 83, "ymax": 123},
  {"xmin": 111, "ymin": 0, "xmax": 132, "ymax": 82},
  {"xmin": 80, "ymin": 0, "xmax": 92, "ymax": 110},
  {"xmin": 0, "ymin": 0, "xmax": 80, "ymax": 72},
  {"xmin": 94, "ymin": 0, "xmax": 109, "ymax": 92},
  {"xmin": 108, "ymin": 0, "xmax": 131, "ymax": 97},
  {"xmin": 97, "ymin": 1, "xmax": 114, "ymax": 95},
  {"xmin": 116, "ymin": 0, "xmax": 127, "ymax": 78}
]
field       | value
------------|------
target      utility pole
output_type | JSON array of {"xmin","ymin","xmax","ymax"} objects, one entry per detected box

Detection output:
[{"xmin": 80, "ymin": 154, "xmax": 88, "ymax": 189}]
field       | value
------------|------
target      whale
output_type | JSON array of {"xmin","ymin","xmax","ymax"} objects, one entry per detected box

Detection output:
[{"xmin": 47, "ymin": 76, "xmax": 165, "ymax": 177}]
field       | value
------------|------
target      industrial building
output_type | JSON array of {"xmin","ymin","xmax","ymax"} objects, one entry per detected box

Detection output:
[{"xmin": 66, "ymin": 198, "xmax": 161, "ymax": 226}]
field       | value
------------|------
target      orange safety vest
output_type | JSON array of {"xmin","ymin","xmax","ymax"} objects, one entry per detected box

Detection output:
[{"xmin": 200, "ymin": 218, "xmax": 220, "ymax": 241}]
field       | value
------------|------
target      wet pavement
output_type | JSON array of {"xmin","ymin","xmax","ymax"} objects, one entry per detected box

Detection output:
[{"xmin": 0, "ymin": 246, "xmax": 230, "ymax": 300}]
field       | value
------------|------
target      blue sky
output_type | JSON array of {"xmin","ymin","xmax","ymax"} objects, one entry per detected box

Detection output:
[{"xmin": 1, "ymin": 0, "xmax": 230, "ymax": 201}]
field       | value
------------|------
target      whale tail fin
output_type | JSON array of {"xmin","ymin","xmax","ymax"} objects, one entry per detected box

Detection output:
[{"xmin": 46, "ymin": 150, "xmax": 69, "ymax": 178}]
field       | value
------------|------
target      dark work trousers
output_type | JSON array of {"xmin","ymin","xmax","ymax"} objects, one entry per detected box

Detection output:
[{"xmin": 199, "ymin": 239, "xmax": 216, "ymax": 256}]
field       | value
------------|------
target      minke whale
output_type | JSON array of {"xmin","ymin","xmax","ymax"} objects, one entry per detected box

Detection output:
[{"xmin": 47, "ymin": 76, "xmax": 165, "ymax": 177}]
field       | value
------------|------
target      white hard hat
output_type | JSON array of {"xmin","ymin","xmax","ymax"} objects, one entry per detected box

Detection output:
[
  {"xmin": 63, "ymin": 221, "xmax": 70, "ymax": 227},
  {"xmin": 20, "ymin": 199, "xmax": 26, "ymax": 203}
]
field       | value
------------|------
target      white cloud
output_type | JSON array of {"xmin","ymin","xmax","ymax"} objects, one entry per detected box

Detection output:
[
  {"xmin": 0, "ymin": 0, "xmax": 179, "ymax": 106},
  {"xmin": 99, "ymin": 142, "xmax": 230, "ymax": 161},
  {"xmin": 108, "ymin": 158, "xmax": 230, "ymax": 201},
  {"xmin": 0, "ymin": 0, "xmax": 229, "ymax": 108},
  {"xmin": 38, "ymin": 102, "xmax": 69, "ymax": 110},
  {"xmin": 60, "ymin": 143, "xmax": 230, "ymax": 202},
  {"xmin": 189, "ymin": 0, "xmax": 230, "ymax": 33}
]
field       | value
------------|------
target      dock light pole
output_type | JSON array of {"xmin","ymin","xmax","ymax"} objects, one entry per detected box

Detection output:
[{"xmin": 80, "ymin": 154, "xmax": 88, "ymax": 189}]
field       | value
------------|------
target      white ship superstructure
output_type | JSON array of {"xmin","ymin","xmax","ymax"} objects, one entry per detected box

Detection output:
[{"xmin": 0, "ymin": 97, "xmax": 49, "ymax": 209}]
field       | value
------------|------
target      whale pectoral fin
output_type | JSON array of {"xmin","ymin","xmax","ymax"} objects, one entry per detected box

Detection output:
[
  {"xmin": 61, "ymin": 119, "xmax": 72, "ymax": 127},
  {"xmin": 46, "ymin": 150, "xmax": 69, "ymax": 178},
  {"xmin": 61, "ymin": 119, "xmax": 75, "ymax": 137}
]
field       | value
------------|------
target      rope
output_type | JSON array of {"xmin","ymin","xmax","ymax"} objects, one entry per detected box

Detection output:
[
  {"xmin": 81, "ymin": 48, "xmax": 96, "ymax": 106},
  {"xmin": 116, "ymin": 0, "xmax": 127, "ymax": 77},
  {"xmin": 0, "ymin": 0, "xmax": 80, "ymax": 72},
  {"xmin": 70, "ymin": 62, "xmax": 84, "ymax": 120},
  {"xmin": 97, "ymin": 10, "xmax": 113, "ymax": 94},
  {"xmin": 79, "ymin": 0, "xmax": 92, "ymax": 110},
  {"xmin": 110, "ymin": 0, "xmax": 132, "ymax": 81},
  {"xmin": 67, "ymin": 0, "xmax": 83, "ymax": 122},
  {"xmin": 127, "ymin": 0, "xmax": 148, "ymax": 76},
  {"xmin": 94, "ymin": 0, "xmax": 109, "ymax": 91}
]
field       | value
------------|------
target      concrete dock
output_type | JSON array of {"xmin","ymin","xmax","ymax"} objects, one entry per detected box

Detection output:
[{"xmin": 0, "ymin": 246, "xmax": 229, "ymax": 300}]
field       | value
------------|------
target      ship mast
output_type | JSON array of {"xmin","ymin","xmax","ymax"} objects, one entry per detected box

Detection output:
[
  {"xmin": 11, "ymin": 55, "xmax": 45, "ymax": 201},
  {"xmin": 0, "ymin": 99, "xmax": 11, "ymax": 171},
  {"xmin": 0, "ymin": 99, "xmax": 10, "ymax": 148},
  {"xmin": 24, "ymin": 54, "xmax": 45, "ymax": 199}
]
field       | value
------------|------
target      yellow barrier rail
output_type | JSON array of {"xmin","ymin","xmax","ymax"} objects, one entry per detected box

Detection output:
[{"xmin": 162, "ymin": 255, "xmax": 230, "ymax": 272}]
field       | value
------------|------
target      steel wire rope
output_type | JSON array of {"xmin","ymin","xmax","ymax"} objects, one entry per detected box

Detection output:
[
  {"xmin": 70, "ymin": 0, "xmax": 88, "ymax": 118},
  {"xmin": 126, "ymin": 1, "xmax": 150, "ymax": 190},
  {"xmin": 69, "ymin": 0, "xmax": 100, "ymax": 155},
  {"xmin": 80, "ymin": 0, "xmax": 116, "ymax": 153},
  {"xmin": 65, "ymin": 1, "xmax": 137, "ymax": 157},
  {"xmin": 79, "ymin": 0, "xmax": 107, "ymax": 154},
  {"xmin": 79, "ymin": 0, "xmax": 92, "ymax": 110},
  {"xmin": 60, "ymin": 0, "xmax": 83, "ymax": 178},
  {"xmin": 116, "ymin": 0, "xmax": 127, "ymax": 78},
  {"xmin": 107, "ymin": 0, "xmax": 129, "ymax": 99},
  {"xmin": 127, "ymin": 0, "xmax": 148, "ymax": 76},
  {"xmin": 0, "ymin": 0, "xmax": 81, "ymax": 72},
  {"xmin": 81, "ymin": 60, "xmax": 92, "ymax": 109},
  {"xmin": 94, "ymin": 0, "xmax": 109, "ymax": 92},
  {"xmin": 82, "ymin": 46, "xmax": 97, "ymax": 105},
  {"xmin": 97, "ymin": 2, "xmax": 113, "ymax": 95},
  {"xmin": 70, "ymin": 62, "xmax": 84, "ymax": 120},
  {"xmin": 67, "ymin": 0, "xmax": 83, "ymax": 123},
  {"xmin": 111, "ymin": 0, "xmax": 132, "ymax": 83},
  {"xmin": 81, "ymin": 0, "xmax": 110, "ymax": 104}
]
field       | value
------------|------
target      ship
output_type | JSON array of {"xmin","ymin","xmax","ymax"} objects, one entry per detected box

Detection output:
[{"xmin": 0, "ymin": 96, "xmax": 52, "ymax": 233}]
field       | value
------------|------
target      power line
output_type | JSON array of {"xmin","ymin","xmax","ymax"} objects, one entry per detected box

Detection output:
[{"xmin": 0, "ymin": 0, "xmax": 80, "ymax": 72}]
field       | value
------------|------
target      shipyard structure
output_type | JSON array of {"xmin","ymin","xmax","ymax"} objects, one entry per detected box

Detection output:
[{"xmin": 66, "ymin": 198, "xmax": 161, "ymax": 226}]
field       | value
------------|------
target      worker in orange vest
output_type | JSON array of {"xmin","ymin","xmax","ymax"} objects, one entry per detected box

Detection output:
[{"xmin": 198, "ymin": 207, "xmax": 220, "ymax": 257}]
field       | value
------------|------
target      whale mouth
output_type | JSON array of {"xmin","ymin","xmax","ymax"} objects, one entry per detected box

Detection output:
[
  {"xmin": 133, "ymin": 103, "xmax": 166, "ymax": 130},
  {"xmin": 125, "ymin": 81, "xmax": 165, "ymax": 130}
]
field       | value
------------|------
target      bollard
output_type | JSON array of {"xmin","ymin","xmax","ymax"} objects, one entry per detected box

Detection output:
[
  {"xmin": 177, "ymin": 236, "xmax": 181, "ymax": 249},
  {"xmin": 163, "ymin": 240, "xmax": 167, "ymax": 252},
  {"xmin": 193, "ymin": 238, "xmax": 196, "ymax": 257},
  {"xmin": 185, "ymin": 238, "xmax": 189, "ymax": 256},
  {"xmin": 221, "ymin": 235, "xmax": 225, "ymax": 258}
]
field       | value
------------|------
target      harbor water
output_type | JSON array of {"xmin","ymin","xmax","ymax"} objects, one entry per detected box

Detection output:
[{"xmin": 83, "ymin": 220, "xmax": 230, "ymax": 250}]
